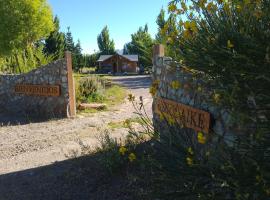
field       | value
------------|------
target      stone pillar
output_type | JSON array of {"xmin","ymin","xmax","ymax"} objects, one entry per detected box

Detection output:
[
  {"xmin": 152, "ymin": 44, "xmax": 165, "ymax": 80},
  {"xmin": 65, "ymin": 51, "xmax": 76, "ymax": 118}
]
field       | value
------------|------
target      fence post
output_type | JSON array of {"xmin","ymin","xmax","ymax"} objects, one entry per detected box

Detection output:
[
  {"xmin": 152, "ymin": 44, "xmax": 165, "ymax": 80},
  {"xmin": 65, "ymin": 51, "xmax": 76, "ymax": 118},
  {"xmin": 153, "ymin": 44, "xmax": 165, "ymax": 58}
]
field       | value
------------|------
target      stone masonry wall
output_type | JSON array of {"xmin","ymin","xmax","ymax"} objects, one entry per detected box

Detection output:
[
  {"xmin": 152, "ymin": 45, "xmax": 235, "ymax": 143},
  {"xmin": 0, "ymin": 53, "xmax": 76, "ymax": 120}
]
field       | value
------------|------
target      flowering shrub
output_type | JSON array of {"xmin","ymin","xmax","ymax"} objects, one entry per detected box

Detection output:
[
  {"xmin": 144, "ymin": 0, "xmax": 270, "ymax": 199},
  {"xmin": 164, "ymin": 0, "xmax": 270, "ymax": 124}
]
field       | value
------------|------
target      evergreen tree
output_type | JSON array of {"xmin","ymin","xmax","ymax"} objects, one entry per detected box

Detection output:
[
  {"xmin": 156, "ymin": 8, "xmax": 166, "ymax": 44},
  {"xmin": 97, "ymin": 26, "xmax": 115, "ymax": 55},
  {"xmin": 124, "ymin": 24, "xmax": 154, "ymax": 67},
  {"xmin": 73, "ymin": 40, "xmax": 83, "ymax": 71},
  {"xmin": 65, "ymin": 27, "xmax": 75, "ymax": 52},
  {"xmin": 44, "ymin": 16, "xmax": 65, "ymax": 59}
]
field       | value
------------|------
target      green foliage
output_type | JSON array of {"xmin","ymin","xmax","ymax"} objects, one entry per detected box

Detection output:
[
  {"xmin": 83, "ymin": 53, "xmax": 99, "ymax": 68},
  {"xmin": 103, "ymin": 85, "xmax": 127, "ymax": 107},
  {"xmin": 0, "ymin": 0, "xmax": 54, "ymax": 56},
  {"xmin": 156, "ymin": 10, "xmax": 182, "ymax": 59},
  {"xmin": 115, "ymin": 0, "xmax": 270, "ymax": 199},
  {"xmin": 168, "ymin": 0, "xmax": 270, "ymax": 120},
  {"xmin": 124, "ymin": 24, "xmax": 154, "ymax": 67},
  {"xmin": 73, "ymin": 40, "xmax": 84, "ymax": 71},
  {"xmin": 96, "ymin": 133, "xmax": 125, "ymax": 174},
  {"xmin": 75, "ymin": 75, "xmax": 105, "ymax": 104},
  {"xmin": 64, "ymin": 27, "xmax": 84, "ymax": 72},
  {"xmin": 0, "ymin": 45, "xmax": 53, "ymax": 74},
  {"xmin": 44, "ymin": 16, "xmax": 65, "ymax": 60},
  {"xmin": 97, "ymin": 26, "xmax": 115, "ymax": 55},
  {"xmin": 156, "ymin": 8, "xmax": 166, "ymax": 44},
  {"xmin": 65, "ymin": 27, "xmax": 75, "ymax": 52}
]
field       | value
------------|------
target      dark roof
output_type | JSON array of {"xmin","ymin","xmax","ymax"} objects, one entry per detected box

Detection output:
[
  {"xmin": 97, "ymin": 54, "xmax": 139, "ymax": 62},
  {"xmin": 97, "ymin": 55, "xmax": 113, "ymax": 62},
  {"xmin": 121, "ymin": 55, "xmax": 139, "ymax": 62}
]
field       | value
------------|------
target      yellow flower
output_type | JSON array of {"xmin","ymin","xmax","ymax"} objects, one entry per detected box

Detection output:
[
  {"xmin": 128, "ymin": 94, "xmax": 135, "ymax": 102},
  {"xmin": 183, "ymin": 30, "xmax": 192, "ymax": 39},
  {"xmin": 206, "ymin": 2, "xmax": 217, "ymax": 12},
  {"xmin": 168, "ymin": 3, "xmax": 177, "ymax": 12},
  {"xmin": 159, "ymin": 113, "xmax": 165, "ymax": 121},
  {"xmin": 184, "ymin": 21, "xmax": 198, "ymax": 33},
  {"xmin": 236, "ymin": 5, "xmax": 242, "ymax": 12},
  {"xmin": 217, "ymin": 0, "xmax": 223, "ymax": 4},
  {"xmin": 198, "ymin": 0, "xmax": 207, "ymax": 8},
  {"xmin": 197, "ymin": 132, "xmax": 206, "ymax": 144},
  {"xmin": 256, "ymin": 175, "xmax": 262, "ymax": 183},
  {"xmin": 167, "ymin": 115, "xmax": 175, "ymax": 126},
  {"xmin": 188, "ymin": 147, "xmax": 194, "ymax": 155},
  {"xmin": 244, "ymin": 0, "xmax": 250, "ymax": 4},
  {"xmin": 227, "ymin": 40, "xmax": 234, "ymax": 48},
  {"xmin": 119, "ymin": 146, "xmax": 127, "ymax": 155},
  {"xmin": 167, "ymin": 37, "xmax": 173, "ymax": 44},
  {"xmin": 149, "ymin": 80, "xmax": 160, "ymax": 97},
  {"xmin": 186, "ymin": 157, "xmax": 193, "ymax": 166},
  {"xmin": 265, "ymin": 188, "xmax": 270, "ymax": 196},
  {"xmin": 223, "ymin": 3, "xmax": 230, "ymax": 14},
  {"xmin": 254, "ymin": 10, "xmax": 263, "ymax": 19},
  {"xmin": 181, "ymin": 2, "xmax": 187, "ymax": 11},
  {"xmin": 149, "ymin": 86, "xmax": 157, "ymax": 97},
  {"xmin": 197, "ymin": 86, "xmax": 202, "ymax": 92},
  {"xmin": 171, "ymin": 80, "xmax": 181, "ymax": 90},
  {"xmin": 128, "ymin": 153, "xmax": 136, "ymax": 162},
  {"xmin": 213, "ymin": 93, "xmax": 221, "ymax": 103}
]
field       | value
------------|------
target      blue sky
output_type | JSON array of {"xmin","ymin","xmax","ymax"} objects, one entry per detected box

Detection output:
[{"xmin": 48, "ymin": 0, "xmax": 168, "ymax": 54}]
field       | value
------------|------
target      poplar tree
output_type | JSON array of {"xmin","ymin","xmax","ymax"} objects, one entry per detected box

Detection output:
[
  {"xmin": 124, "ymin": 24, "xmax": 154, "ymax": 67},
  {"xmin": 0, "ymin": 0, "xmax": 54, "ymax": 56},
  {"xmin": 97, "ymin": 26, "xmax": 115, "ymax": 55}
]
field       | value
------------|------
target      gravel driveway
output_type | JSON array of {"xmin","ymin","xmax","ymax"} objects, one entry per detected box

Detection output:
[{"xmin": 0, "ymin": 75, "xmax": 152, "ymax": 199}]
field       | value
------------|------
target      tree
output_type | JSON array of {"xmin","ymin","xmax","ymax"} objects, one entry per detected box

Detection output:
[
  {"xmin": 44, "ymin": 16, "xmax": 65, "ymax": 60},
  {"xmin": 97, "ymin": 26, "xmax": 115, "ymax": 55},
  {"xmin": 124, "ymin": 24, "xmax": 154, "ymax": 67},
  {"xmin": 65, "ymin": 27, "xmax": 75, "ymax": 52},
  {"xmin": 156, "ymin": 8, "xmax": 166, "ymax": 44},
  {"xmin": 73, "ymin": 40, "xmax": 83, "ymax": 71},
  {"xmin": 0, "ymin": 0, "xmax": 54, "ymax": 56},
  {"xmin": 155, "ymin": 8, "xmax": 181, "ymax": 59}
]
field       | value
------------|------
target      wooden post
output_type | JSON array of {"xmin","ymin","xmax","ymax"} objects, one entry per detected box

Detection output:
[
  {"xmin": 153, "ymin": 44, "xmax": 165, "ymax": 58},
  {"xmin": 65, "ymin": 51, "xmax": 76, "ymax": 118}
]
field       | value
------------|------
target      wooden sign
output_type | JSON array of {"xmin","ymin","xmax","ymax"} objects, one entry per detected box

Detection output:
[
  {"xmin": 14, "ymin": 84, "xmax": 60, "ymax": 97},
  {"xmin": 154, "ymin": 97, "xmax": 210, "ymax": 133}
]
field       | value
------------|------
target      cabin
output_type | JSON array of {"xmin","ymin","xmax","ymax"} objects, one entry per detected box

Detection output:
[{"xmin": 97, "ymin": 54, "xmax": 139, "ymax": 73}]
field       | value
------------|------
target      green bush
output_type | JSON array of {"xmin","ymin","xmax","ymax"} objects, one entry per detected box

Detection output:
[
  {"xmin": 75, "ymin": 75, "xmax": 105, "ymax": 104},
  {"xmin": 133, "ymin": 0, "xmax": 270, "ymax": 199}
]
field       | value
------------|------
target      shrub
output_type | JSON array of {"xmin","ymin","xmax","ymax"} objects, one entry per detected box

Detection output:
[
  {"xmin": 166, "ymin": 0, "xmax": 270, "ymax": 124},
  {"xmin": 75, "ymin": 75, "xmax": 105, "ymax": 104},
  {"xmin": 129, "ymin": 0, "xmax": 270, "ymax": 199}
]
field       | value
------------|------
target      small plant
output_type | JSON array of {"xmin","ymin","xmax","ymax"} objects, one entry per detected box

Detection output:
[
  {"xmin": 75, "ymin": 75, "xmax": 105, "ymax": 104},
  {"xmin": 96, "ymin": 131, "xmax": 139, "ymax": 174}
]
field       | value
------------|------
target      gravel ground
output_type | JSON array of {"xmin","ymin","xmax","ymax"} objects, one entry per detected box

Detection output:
[
  {"xmin": 0, "ymin": 76, "xmax": 152, "ymax": 197},
  {"xmin": 0, "ymin": 75, "xmax": 152, "ymax": 175},
  {"xmin": 0, "ymin": 75, "xmax": 152, "ymax": 200}
]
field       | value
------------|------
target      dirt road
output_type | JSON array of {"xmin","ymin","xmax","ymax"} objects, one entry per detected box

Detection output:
[{"xmin": 0, "ymin": 75, "xmax": 152, "ymax": 175}]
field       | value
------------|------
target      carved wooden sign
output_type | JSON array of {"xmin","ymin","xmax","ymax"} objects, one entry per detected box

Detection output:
[
  {"xmin": 14, "ymin": 84, "xmax": 60, "ymax": 97},
  {"xmin": 154, "ymin": 97, "xmax": 211, "ymax": 133}
]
